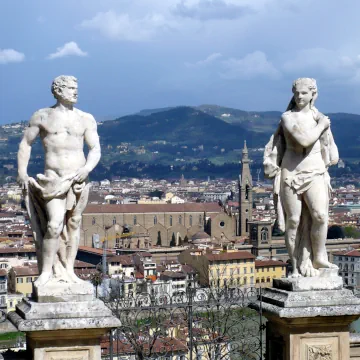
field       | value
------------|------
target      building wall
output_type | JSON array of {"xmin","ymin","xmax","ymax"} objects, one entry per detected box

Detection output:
[
  {"xmin": 208, "ymin": 259, "xmax": 255, "ymax": 287},
  {"xmin": 82, "ymin": 209, "xmax": 229, "ymax": 248},
  {"xmin": 255, "ymin": 265, "xmax": 286, "ymax": 288}
]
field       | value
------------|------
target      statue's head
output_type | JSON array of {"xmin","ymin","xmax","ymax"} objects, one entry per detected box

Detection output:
[
  {"xmin": 287, "ymin": 77, "xmax": 318, "ymax": 111},
  {"xmin": 51, "ymin": 75, "xmax": 78, "ymax": 105}
]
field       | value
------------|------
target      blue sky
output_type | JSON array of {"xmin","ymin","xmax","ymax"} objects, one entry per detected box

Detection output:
[{"xmin": 1, "ymin": 0, "xmax": 360, "ymax": 124}]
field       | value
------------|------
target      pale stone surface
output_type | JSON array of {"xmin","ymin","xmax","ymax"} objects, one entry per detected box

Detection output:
[
  {"xmin": 273, "ymin": 268, "xmax": 343, "ymax": 291},
  {"xmin": 34, "ymin": 278, "xmax": 94, "ymax": 303},
  {"xmin": 16, "ymin": 298, "xmax": 112, "ymax": 320},
  {"xmin": 262, "ymin": 288, "xmax": 359, "ymax": 308},
  {"xmin": 264, "ymin": 78, "xmax": 339, "ymax": 277},
  {"xmin": 17, "ymin": 75, "xmax": 101, "ymax": 290},
  {"xmin": 256, "ymin": 288, "xmax": 357, "ymax": 360}
]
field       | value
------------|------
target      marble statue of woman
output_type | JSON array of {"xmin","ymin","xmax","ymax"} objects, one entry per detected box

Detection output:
[{"xmin": 264, "ymin": 78, "xmax": 339, "ymax": 277}]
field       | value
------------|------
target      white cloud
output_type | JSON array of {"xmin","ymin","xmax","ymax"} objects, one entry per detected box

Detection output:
[
  {"xmin": 282, "ymin": 48, "xmax": 360, "ymax": 83},
  {"xmin": 220, "ymin": 51, "xmax": 280, "ymax": 79},
  {"xmin": 0, "ymin": 49, "xmax": 25, "ymax": 64},
  {"xmin": 185, "ymin": 53, "xmax": 222, "ymax": 67},
  {"xmin": 47, "ymin": 41, "xmax": 88, "ymax": 60},
  {"xmin": 173, "ymin": 0, "xmax": 254, "ymax": 21},
  {"xmin": 79, "ymin": 11, "xmax": 176, "ymax": 41}
]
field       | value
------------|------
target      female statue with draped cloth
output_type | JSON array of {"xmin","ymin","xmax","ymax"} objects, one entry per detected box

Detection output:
[{"xmin": 264, "ymin": 78, "xmax": 339, "ymax": 277}]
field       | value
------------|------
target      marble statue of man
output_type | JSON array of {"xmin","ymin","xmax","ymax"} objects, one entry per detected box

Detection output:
[
  {"xmin": 264, "ymin": 78, "xmax": 339, "ymax": 277},
  {"xmin": 17, "ymin": 75, "xmax": 101, "ymax": 287}
]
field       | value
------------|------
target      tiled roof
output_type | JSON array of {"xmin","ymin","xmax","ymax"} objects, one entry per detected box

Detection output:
[
  {"xmin": 255, "ymin": 260, "xmax": 286, "ymax": 267},
  {"xmin": 78, "ymin": 246, "xmax": 114, "ymax": 256},
  {"xmin": 109, "ymin": 255, "xmax": 134, "ymax": 265},
  {"xmin": 333, "ymin": 249, "xmax": 360, "ymax": 257},
  {"xmin": 12, "ymin": 265, "xmax": 39, "ymax": 276},
  {"xmin": 205, "ymin": 251, "xmax": 255, "ymax": 262},
  {"xmin": 84, "ymin": 202, "xmax": 222, "ymax": 214}
]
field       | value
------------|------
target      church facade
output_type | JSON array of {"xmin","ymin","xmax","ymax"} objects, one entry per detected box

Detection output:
[{"xmin": 81, "ymin": 202, "xmax": 236, "ymax": 249}]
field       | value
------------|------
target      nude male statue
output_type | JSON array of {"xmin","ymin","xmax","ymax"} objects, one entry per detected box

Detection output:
[
  {"xmin": 17, "ymin": 75, "xmax": 101, "ymax": 287},
  {"xmin": 264, "ymin": 78, "xmax": 339, "ymax": 277}
]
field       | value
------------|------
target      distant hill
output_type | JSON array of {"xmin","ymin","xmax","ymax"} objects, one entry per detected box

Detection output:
[{"xmin": 99, "ymin": 106, "xmax": 269, "ymax": 149}]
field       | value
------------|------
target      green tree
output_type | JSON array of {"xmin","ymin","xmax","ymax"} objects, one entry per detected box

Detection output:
[
  {"xmin": 344, "ymin": 226, "xmax": 360, "ymax": 239},
  {"xmin": 184, "ymin": 235, "xmax": 189, "ymax": 243},
  {"xmin": 170, "ymin": 233, "xmax": 176, "ymax": 247},
  {"xmin": 178, "ymin": 236, "xmax": 183, "ymax": 246},
  {"xmin": 90, "ymin": 271, "xmax": 103, "ymax": 298},
  {"xmin": 156, "ymin": 231, "xmax": 162, "ymax": 246}
]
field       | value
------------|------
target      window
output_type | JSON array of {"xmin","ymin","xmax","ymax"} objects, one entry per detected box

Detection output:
[
  {"xmin": 9, "ymin": 301, "xmax": 13, "ymax": 307},
  {"xmin": 351, "ymin": 264, "xmax": 355, "ymax": 271},
  {"xmin": 154, "ymin": 216, "xmax": 157, "ymax": 225},
  {"xmin": 244, "ymin": 277, "xmax": 247, "ymax": 285},
  {"xmin": 339, "ymin": 257, "xmax": 342, "ymax": 261},
  {"xmin": 251, "ymin": 267, "xmax": 253, "ymax": 273},
  {"xmin": 133, "ymin": 216, "xmax": 137, "ymax": 225},
  {"xmin": 113, "ymin": 217, "xmax": 116, "ymax": 225},
  {"xmin": 244, "ymin": 268, "xmax": 247, "ymax": 274},
  {"xmin": 339, "ymin": 263, "xmax": 343, "ymax": 270},
  {"xmin": 17, "ymin": 278, "xmax": 23, "ymax": 284},
  {"xmin": 189, "ymin": 215, "xmax": 193, "ymax": 226},
  {"xmin": 115, "ymin": 234, "xmax": 120, "ymax": 248},
  {"xmin": 92, "ymin": 217, "xmax": 95, "ymax": 225},
  {"xmin": 261, "ymin": 227, "xmax": 269, "ymax": 243},
  {"xmin": 26, "ymin": 277, "xmax": 32, "ymax": 283},
  {"xmin": 179, "ymin": 215, "xmax": 182, "ymax": 225},
  {"xmin": 170, "ymin": 215, "xmax": 173, "ymax": 226},
  {"xmin": 199, "ymin": 215, "xmax": 202, "ymax": 225},
  {"xmin": 220, "ymin": 221, "xmax": 225, "ymax": 227}
]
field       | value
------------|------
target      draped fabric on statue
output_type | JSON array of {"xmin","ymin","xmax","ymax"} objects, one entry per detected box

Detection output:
[
  {"xmin": 263, "ymin": 112, "xmax": 338, "ymax": 273},
  {"xmin": 23, "ymin": 170, "xmax": 90, "ymax": 282}
]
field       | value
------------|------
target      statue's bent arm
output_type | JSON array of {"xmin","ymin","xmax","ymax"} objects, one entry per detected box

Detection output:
[
  {"xmin": 17, "ymin": 113, "xmax": 41, "ymax": 178},
  {"xmin": 83, "ymin": 114, "xmax": 101, "ymax": 173},
  {"xmin": 281, "ymin": 114, "xmax": 325, "ymax": 148}
]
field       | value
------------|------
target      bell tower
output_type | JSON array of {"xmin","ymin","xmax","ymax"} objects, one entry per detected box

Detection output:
[{"xmin": 239, "ymin": 141, "xmax": 253, "ymax": 237}]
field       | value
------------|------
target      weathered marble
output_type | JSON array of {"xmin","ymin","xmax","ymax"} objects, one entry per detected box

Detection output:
[
  {"xmin": 273, "ymin": 268, "xmax": 343, "ymax": 292},
  {"xmin": 17, "ymin": 75, "xmax": 101, "ymax": 289},
  {"xmin": 264, "ymin": 78, "xmax": 339, "ymax": 277},
  {"xmin": 253, "ymin": 286, "xmax": 360, "ymax": 359},
  {"xmin": 34, "ymin": 278, "xmax": 94, "ymax": 303},
  {"xmin": 16, "ymin": 298, "xmax": 111, "ymax": 320}
]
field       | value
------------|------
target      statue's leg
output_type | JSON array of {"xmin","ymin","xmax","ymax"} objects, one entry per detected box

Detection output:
[
  {"xmin": 304, "ymin": 176, "xmax": 337, "ymax": 269},
  {"xmin": 281, "ymin": 184, "xmax": 302, "ymax": 277},
  {"xmin": 34, "ymin": 197, "xmax": 66, "ymax": 287},
  {"xmin": 65, "ymin": 185, "xmax": 90, "ymax": 283}
]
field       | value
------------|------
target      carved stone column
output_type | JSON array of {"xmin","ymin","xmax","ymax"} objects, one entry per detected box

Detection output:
[
  {"xmin": 8, "ymin": 294, "xmax": 120, "ymax": 359},
  {"xmin": 255, "ymin": 270, "xmax": 360, "ymax": 360}
]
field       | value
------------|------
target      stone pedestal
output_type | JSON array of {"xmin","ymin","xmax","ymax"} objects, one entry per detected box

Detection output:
[
  {"xmin": 8, "ymin": 296, "xmax": 120, "ymax": 359},
  {"xmin": 255, "ymin": 271, "xmax": 360, "ymax": 360}
]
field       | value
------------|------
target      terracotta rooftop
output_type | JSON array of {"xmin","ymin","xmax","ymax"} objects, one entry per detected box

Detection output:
[
  {"xmin": 205, "ymin": 251, "xmax": 255, "ymax": 262},
  {"xmin": 255, "ymin": 260, "xmax": 286, "ymax": 267},
  {"xmin": 333, "ymin": 249, "xmax": 360, "ymax": 257},
  {"xmin": 78, "ymin": 246, "xmax": 114, "ymax": 256},
  {"xmin": 109, "ymin": 255, "xmax": 134, "ymax": 265},
  {"xmin": 12, "ymin": 265, "xmax": 39, "ymax": 276},
  {"xmin": 84, "ymin": 202, "xmax": 222, "ymax": 214},
  {"xmin": 74, "ymin": 260, "xmax": 96, "ymax": 268}
]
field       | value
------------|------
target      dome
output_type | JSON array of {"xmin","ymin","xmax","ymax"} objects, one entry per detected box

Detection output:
[{"xmin": 191, "ymin": 231, "xmax": 211, "ymax": 242}]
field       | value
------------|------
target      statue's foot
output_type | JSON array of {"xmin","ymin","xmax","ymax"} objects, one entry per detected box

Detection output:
[
  {"xmin": 289, "ymin": 270, "xmax": 302, "ymax": 278},
  {"xmin": 34, "ymin": 272, "xmax": 52, "ymax": 287},
  {"xmin": 300, "ymin": 264, "xmax": 319, "ymax": 277},
  {"xmin": 66, "ymin": 268, "xmax": 85, "ymax": 284},
  {"xmin": 313, "ymin": 258, "xmax": 338, "ymax": 269}
]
